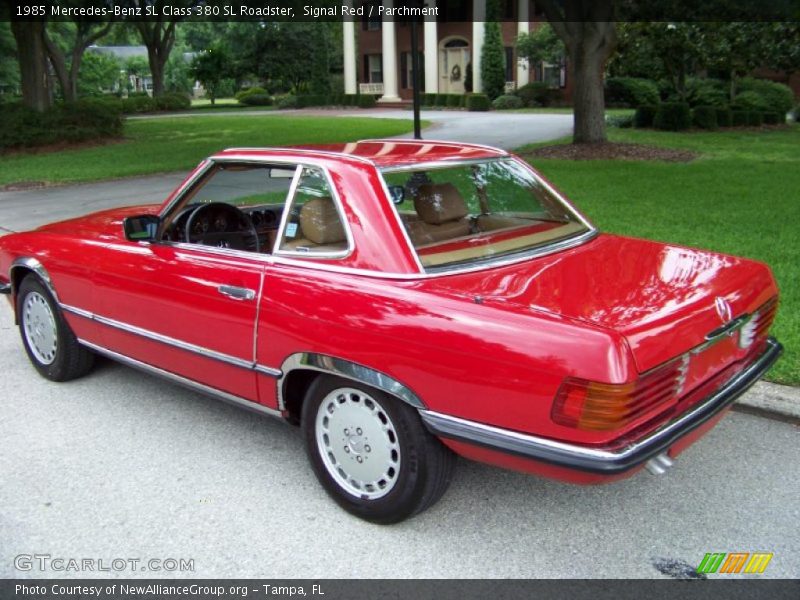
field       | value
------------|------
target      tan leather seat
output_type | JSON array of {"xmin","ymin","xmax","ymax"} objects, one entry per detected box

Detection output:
[
  {"xmin": 406, "ymin": 183, "xmax": 471, "ymax": 246},
  {"xmin": 281, "ymin": 197, "xmax": 348, "ymax": 252}
]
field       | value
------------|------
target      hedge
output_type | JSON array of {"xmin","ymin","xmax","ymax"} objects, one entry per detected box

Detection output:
[
  {"xmin": 605, "ymin": 77, "xmax": 660, "ymax": 108},
  {"xmin": 515, "ymin": 82, "xmax": 558, "ymax": 107},
  {"xmin": 436, "ymin": 94, "xmax": 449, "ymax": 107},
  {"xmin": 466, "ymin": 94, "xmax": 491, "ymax": 111},
  {"xmin": 737, "ymin": 78, "xmax": 793, "ymax": 117},
  {"xmin": 235, "ymin": 87, "xmax": 267, "ymax": 103},
  {"xmin": 240, "ymin": 93, "xmax": 273, "ymax": 106},
  {"xmin": 653, "ymin": 102, "xmax": 691, "ymax": 131},
  {"xmin": 446, "ymin": 94, "xmax": 461, "ymax": 108},
  {"xmin": 731, "ymin": 110, "xmax": 749, "ymax": 127},
  {"xmin": 692, "ymin": 105, "xmax": 718, "ymax": 130},
  {"xmin": 154, "ymin": 92, "xmax": 191, "ymax": 111},
  {"xmin": 423, "ymin": 93, "xmax": 437, "ymax": 106},
  {"xmin": 763, "ymin": 112, "xmax": 782, "ymax": 125},
  {"xmin": 492, "ymin": 94, "xmax": 523, "ymax": 110},
  {"xmin": 746, "ymin": 111, "xmax": 764, "ymax": 126},
  {"xmin": 0, "ymin": 99, "xmax": 123, "ymax": 150},
  {"xmin": 684, "ymin": 78, "xmax": 728, "ymax": 108},
  {"xmin": 634, "ymin": 104, "xmax": 658, "ymax": 128},
  {"xmin": 357, "ymin": 94, "xmax": 377, "ymax": 108},
  {"xmin": 732, "ymin": 90, "xmax": 770, "ymax": 113},
  {"xmin": 715, "ymin": 107, "xmax": 733, "ymax": 128}
]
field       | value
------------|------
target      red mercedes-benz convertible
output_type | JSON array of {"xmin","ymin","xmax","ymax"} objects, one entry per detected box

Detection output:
[{"xmin": 0, "ymin": 140, "xmax": 781, "ymax": 523}]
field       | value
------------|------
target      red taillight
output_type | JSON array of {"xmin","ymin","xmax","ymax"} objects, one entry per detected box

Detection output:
[{"xmin": 552, "ymin": 358, "xmax": 688, "ymax": 431}]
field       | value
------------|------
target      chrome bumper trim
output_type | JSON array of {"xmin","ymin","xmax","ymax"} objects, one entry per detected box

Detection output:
[
  {"xmin": 420, "ymin": 338, "xmax": 783, "ymax": 475},
  {"xmin": 0, "ymin": 282, "xmax": 11, "ymax": 295}
]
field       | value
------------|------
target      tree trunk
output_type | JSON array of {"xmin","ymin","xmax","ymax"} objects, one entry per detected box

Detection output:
[
  {"xmin": 149, "ymin": 55, "xmax": 165, "ymax": 96},
  {"xmin": 571, "ymin": 44, "xmax": 607, "ymax": 144},
  {"xmin": 43, "ymin": 32, "xmax": 75, "ymax": 102},
  {"xmin": 10, "ymin": 21, "xmax": 51, "ymax": 111}
]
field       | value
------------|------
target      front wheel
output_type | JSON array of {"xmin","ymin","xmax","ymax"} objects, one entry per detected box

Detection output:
[
  {"xmin": 17, "ymin": 275, "xmax": 94, "ymax": 382},
  {"xmin": 302, "ymin": 376, "xmax": 456, "ymax": 524}
]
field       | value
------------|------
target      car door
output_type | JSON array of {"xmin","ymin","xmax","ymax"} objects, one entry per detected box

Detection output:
[{"xmin": 92, "ymin": 161, "xmax": 296, "ymax": 403}]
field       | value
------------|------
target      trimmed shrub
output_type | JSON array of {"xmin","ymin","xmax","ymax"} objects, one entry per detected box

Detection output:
[
  {"xmin": 653, "ymin": 102, "xmax": 691, "ymax": 131},
  {"xmin": 762, "ymin": 112, "xmax": 782, "ymax": 125},
  {"xmin": 275, "ymin": 94, "xmax": 297, "ymax": 110},
  {"xmin": 692, "ymin": 105, "xmax": 718, "ymax": 130},
  {"xmin": 605, "ymin": 77, "xmax": 660, "ymax": 108},
  {"xmin": 634, "ymin": 104, "xmax": 658, "ymax": 128},
  {"xmin": 737, "ymin": 77, "xmax": 793, "ymax": 117},
  {"xmin": 121, "ymin": 94, "xmax": 156, "ymax": 113},
  {"xmin": 0, "ymin": 99, "xmax": 123, "ymax": 150},
  {"xmin": 492, "ymin": 94, "xmax": 523, "ymax": 110},
  {"xmin": 357, "ymin": 94, "xmax": 376, "ymax": 108},
  {"xmin": 154, "ymin": 92, "xmax": 191, "ymax": 111},
  {"xmin": 515, "ymin": 82, "xmax": 557, "ymax": 107},
  {"xmin": 235, "ymin": 86, "xmax": 267, "ymax": 101},
  {"xmin": 746, "ymin": 111, "xmax": 763, "ymax": 126},
  {"xmin": 732, "ymin": 90, "xmax": 770, "ymax": 113},
  {"xmin": 684, "ymin": 78, "xmax": 728, "ymax": 108},
  {"xmin": 446, "ymin": 94, "xmax": 462, "ymax": 108},
  {"xmin": 606, "ymin": 113, "xmax": 634, "ymax": 128},
  {"xmin": 422, "ymin": 93, "xmax": 437, "ymax": 106},
  {"xmin": 715, "ymin": 107, "xmax": 733, "ymax": 127},
  {"xmin": 466, "ymin": 93, "xmax": 491, "ymax": 112},
  {"xmin": 240, "ymin": 93, "xmax": 273, "ymax": 106},
  {"xmin": 731, "ymin": 110, "xmax": 748, "ymax": 127},
  {"xmin": 460, "ymin": 94, "xmax": 468, "ymax": 108},
  {"xmin": 435, "ymin": 94, "xmax": 449, "ymax": 107}
]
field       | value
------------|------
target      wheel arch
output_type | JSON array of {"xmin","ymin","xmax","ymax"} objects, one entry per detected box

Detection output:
[
  {"xmin": 9, "ymin": 257, "xmax": 59, "ymax": 324},
  {"xmin": 277, "ymin": 352, "xmax": 426, "ymax": 424}
]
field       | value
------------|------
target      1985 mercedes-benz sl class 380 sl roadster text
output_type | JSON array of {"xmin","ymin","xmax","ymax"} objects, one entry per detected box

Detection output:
[{"xmin": 0, "ymin": 140, "xmax": 782, "ymax": 523}]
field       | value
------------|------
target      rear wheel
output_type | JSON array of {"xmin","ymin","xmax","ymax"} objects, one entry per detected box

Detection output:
[
  {"xmin": 302, "ymin": 375, "xmax": 455, "ymax": 524},
  {"xmin": 17, "ymin": 275, "xmax": 94, "ymax": 382}
]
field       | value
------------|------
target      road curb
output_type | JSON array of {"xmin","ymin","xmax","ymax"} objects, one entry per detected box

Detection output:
[{"xmin": 734, "ymin": 380, "xmax": 800, "ymax": 424}]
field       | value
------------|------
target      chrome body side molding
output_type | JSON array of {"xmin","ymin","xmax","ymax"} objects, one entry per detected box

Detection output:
[
  {"xmin": 278, "ymin": 352, "xmax": 426, "ymax": 411},
  {"xmin": 420, "ymin": 337, "xmax": 783, "ymax": 475},
  {"xmin": 60, "ymin": 304, "xmax": 283, "ymax": 378},
  {"xmin": 78, "ymin": 339, "xmax": 283, "ymax": 419}
]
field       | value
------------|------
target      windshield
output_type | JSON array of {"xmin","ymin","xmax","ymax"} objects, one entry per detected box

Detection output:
[{"xmin": 381, "ymin": 158, "xmax": 592, "ymax": 271}]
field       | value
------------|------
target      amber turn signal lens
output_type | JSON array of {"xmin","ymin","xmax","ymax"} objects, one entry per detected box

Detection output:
[{"xmin": 551, "ymin": 360, "xmax": 686, "ymax": 431}]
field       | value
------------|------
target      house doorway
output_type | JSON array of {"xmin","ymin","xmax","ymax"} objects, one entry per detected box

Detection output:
[{"xmin": 439, "ymin": 38, "xmax": 470, "ymax": 95}]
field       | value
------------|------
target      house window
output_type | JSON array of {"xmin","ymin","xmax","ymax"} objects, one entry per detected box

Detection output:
[
  {"xmin": 401, "ymin": 52, "xmax": 425, "ymax": 90},
  {"xmin": 504, "ymin": 47, "xmax": 514, "ymax": 82},
  {"xmin": 540, "ymin": 58, "xmax": 566, "ymax": 89},
  {"xmin": 365, "ymin": 54, "xmax": 383, "ymax": 84}
]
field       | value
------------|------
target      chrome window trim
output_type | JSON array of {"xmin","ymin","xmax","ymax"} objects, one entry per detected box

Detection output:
[
  {"xmin": 78, "ymin": 339, "xmax": 283, "ymax": 419},
  {"xmin": 359, "ymin": 138, "xmax": 509, "ymax": 158},
  {"xmin": 270, "ymin": 165, "xmax": 303, "ymax": 254},
  {"xmin": 278, "ymin": 352, "xmax": 426, "ymax": 411},
  {"xmin": 61, "ymin": 304, "xmax": 283, "ymax": 378},
  {"xmin": 272, "ymin": 164, "xmax": 356, "ymax": 261}
]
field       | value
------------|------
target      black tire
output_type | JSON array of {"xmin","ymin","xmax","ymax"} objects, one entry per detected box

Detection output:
[
  {"xmin": 302, "ymin": 375, "xmax": 456, "ymax": 524},
  {"xmin": 16, "ymin": 275, "xmax": 94, "ymax": 382}
]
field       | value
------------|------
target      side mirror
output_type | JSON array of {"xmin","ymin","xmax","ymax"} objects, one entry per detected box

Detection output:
[
  {"xmin": 388, "ymin": 185, "xmax": 405, "ymax": 205},
  {"xmin": 123, "ymin": 215, "xmax": 160, "ymax": 242}
]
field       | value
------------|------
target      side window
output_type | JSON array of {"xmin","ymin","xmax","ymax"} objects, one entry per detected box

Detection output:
[{"xmin": 277, "ymin": 167, "xmax": 349, "ymax": 256}]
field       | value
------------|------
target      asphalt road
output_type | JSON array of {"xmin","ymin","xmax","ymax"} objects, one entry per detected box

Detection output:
[{"xmin": 0, "ymin": 303, "xmax": 798, "ymax": 579}]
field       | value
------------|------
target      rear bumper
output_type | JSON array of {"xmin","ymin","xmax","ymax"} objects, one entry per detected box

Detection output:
[{"xmin": 420, "ymin": 337, "xmax": 782, "ymax": 475}]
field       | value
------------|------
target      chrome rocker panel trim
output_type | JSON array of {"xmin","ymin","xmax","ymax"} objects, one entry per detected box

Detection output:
[
  {"xmin": 79, "ymin": 339, "xmax": 283, "ymax": 419},
  {"xmin": 420, "ymin": 337, "xmax": 783, "ymax": 475}
]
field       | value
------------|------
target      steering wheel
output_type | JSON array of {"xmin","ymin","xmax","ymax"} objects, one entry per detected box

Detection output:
[{"xmin": 184, "ymin": 202, "xmax": 260, "ymax": 252}]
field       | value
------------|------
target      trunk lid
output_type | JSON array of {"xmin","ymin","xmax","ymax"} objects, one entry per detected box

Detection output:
[{"xmin": 424, "ymin": 234, "xmax": 777, "ymax": 373}]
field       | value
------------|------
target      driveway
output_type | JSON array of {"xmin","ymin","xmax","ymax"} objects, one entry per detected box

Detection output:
[{"xmin": 0, "ymin": 109, "xmax": 571, "ymax": 233}]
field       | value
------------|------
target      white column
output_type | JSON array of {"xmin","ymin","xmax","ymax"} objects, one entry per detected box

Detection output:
[
  {"xmin": 471, "ymin": 0, "xmax": 486, "ymax": 94},
  {"xmin": 423, "ymin": 1, "xmax": 438, "ymax": 94},
  {"xmin": 378, "ymin": 0, "xmax": 401, "ymax": 103},
  {"xmin": 516, "ymin": 0, "xmax": 529, "ymax": 88},
  {"xmin": 342, "ymin": 6, "xmax": 357, "ymax": 95}
]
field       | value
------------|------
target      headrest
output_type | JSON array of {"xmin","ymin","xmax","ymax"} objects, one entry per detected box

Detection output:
[
  {"xmin": 414, "ymin": 183, "xmax": 468, "ymax": 225},
  {"xmin": 298, "ymin": 197, "xmax": 346, "ymax": 245}
]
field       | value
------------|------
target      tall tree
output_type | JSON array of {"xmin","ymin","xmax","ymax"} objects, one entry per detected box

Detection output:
[
  {"xmin": 536, "ymin": 0, "xmax": 617, "ymax": 144},
  {"xmin": 191, "ymin": 43, "xmax": 230, "ymax": 104},
  {"xmin": 43, "ymin": 20, "xmax": 114, "ymax": 102},
  {"xmin": 10, "ymin": 21, "xmax": 51, "ymax": 111},
  {"xmin": 481, "ymin": 0, "xmax": 506, "ymax": 100}
]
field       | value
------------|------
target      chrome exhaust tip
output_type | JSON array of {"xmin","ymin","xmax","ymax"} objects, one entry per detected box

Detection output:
[{"xmin": 645, "ymin": 452, "xmax": 674, "ymax": 475}]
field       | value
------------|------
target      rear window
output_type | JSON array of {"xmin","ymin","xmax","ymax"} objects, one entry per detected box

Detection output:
[{"xmin": 381, "ymin": 158, "xmax": 591, "ymax": 271}]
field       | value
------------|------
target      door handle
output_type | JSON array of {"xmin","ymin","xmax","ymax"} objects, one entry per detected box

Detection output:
[{"xmin": 218, "ymin": 285, "xmax": 256, "ymax": 301}]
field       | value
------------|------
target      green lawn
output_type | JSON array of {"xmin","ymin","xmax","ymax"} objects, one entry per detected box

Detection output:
[
  {"xmin": 521, "ymin": 125, "xmax": 799, "ymax": 385},
  {"xmin": 0, "ymin": 115, "xmax": 418, "ymax": 186}
]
